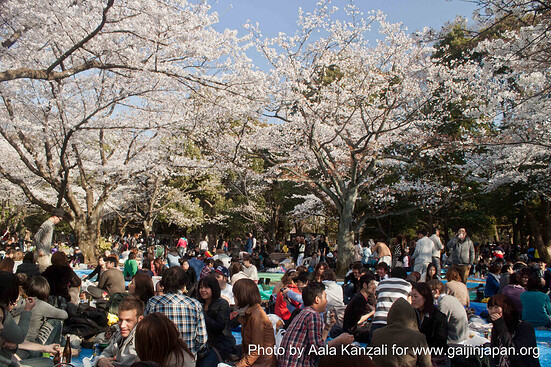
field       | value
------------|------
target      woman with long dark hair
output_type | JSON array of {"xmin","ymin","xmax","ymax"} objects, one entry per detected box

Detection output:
[
  {"xmin": 128, "ymin": 273, "xmax": 154, "ymax": 306},
  {"xmin": 232, "ymin": 278, "xmax": 276, "ymax": 367},
  {"xmin": 410, "ymin": 282, "xmax": 448, "ymax": 366},
  {"xmin": 488, "ymin": 294, "xmax": 540, "ymax": 367},
  {"xmin": 314, "ymin": 262, "xmax": 329, "ymax": 282},
  {"xmin": 196, "ymin": 276, "xmax": 236, "ymax": 362},
  {"xmin": 420, "ymin": 263, "xmax": 438, "ymax": 282},
  {"xmin": 135, "ymin": 312, "xmax": 194, "ymax": 367}
]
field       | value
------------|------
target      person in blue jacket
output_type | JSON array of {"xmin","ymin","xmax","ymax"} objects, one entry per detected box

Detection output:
[{"xmin": 484, "ymin": 263, "xmax": 501, "ymax": 298}]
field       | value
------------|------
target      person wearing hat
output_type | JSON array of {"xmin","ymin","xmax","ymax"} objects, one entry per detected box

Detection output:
[
  {"xmin": 213, "ymin": 266, "xmax": 234, "ymax": 306},
  {"xmin": 33, "ymin": 208, "xmax": 66, "ymax": 260}
]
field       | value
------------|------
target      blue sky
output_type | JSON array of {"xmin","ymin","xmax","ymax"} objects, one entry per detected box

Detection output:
[{"xmin": 209, "ymin": 0, "xmax": 478, "ymax": 69}]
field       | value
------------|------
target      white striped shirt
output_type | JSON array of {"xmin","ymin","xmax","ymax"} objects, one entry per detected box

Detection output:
[{"xmin": 372, "ymin": 278, "xmax": 412, "ymax": 325}]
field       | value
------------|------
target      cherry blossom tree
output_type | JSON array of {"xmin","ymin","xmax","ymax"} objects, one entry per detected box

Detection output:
[
  {"xmin": 0, "ymin": 0, "xmax": 265, "ymax": 260},
  {"xmin": 250, "ymin": 2, "xmax": 456, "ymax": 272},
  {"xmin": 457, "ymin": 0, "xmax": 551, "ymax": 259}
]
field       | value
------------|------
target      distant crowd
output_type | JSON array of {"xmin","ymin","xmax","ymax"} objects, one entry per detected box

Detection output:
[{"xmin": 0, "ymin": 209, "xmax": 546, "ymax": 367}]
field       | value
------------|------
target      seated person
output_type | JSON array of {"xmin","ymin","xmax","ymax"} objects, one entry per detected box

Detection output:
[
  {"xmin": 123, "ymin": 252, "xmax": 138, "ymax": 281},
  {"xmin": 13, "ymin": 276, "xmax": 67, "ymax": 359},
  {"xmin": 342, "ymin": 273, "xmax": 376, "ymax": 343},
  {"xmin": 88, "ymin": 257, "xmax": 125, "ymax": 299},
  {"xmin": 213, "ymin": 266, "xmax": 234, "ymax": 306},
  {"xmin": 42, "ymin": 251, "xmax": 82, "ymax": 305},
  {"xmin": 520, "ymin": 275, "xmax": 551, "ymax": 328},
  {"xmin": 242, "ymin": 254, "xmax": 258, "ymax": 282},
  {"xmin": 484, "ymin": 263, "xmax": 501, "ymax": 298},
  {"xmin": 96, "ymin": 297, "xmax": 144, "ymax": 367},
  {"xmin": 428, "ymin": 279, "xmax": 468, "ymax": 344}
]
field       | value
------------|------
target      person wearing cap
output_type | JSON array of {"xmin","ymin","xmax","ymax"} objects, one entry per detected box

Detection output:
[
  {"xmin": 33, "ymin": 208, "xmax": 65, "ymax": 257},
  {"xmin": 213, "ymin": 266, "xmax": 234, "ymax": 306},
  {"xmin": 71, "ymin": 246, "xmax": 84, "ymax": 266}
]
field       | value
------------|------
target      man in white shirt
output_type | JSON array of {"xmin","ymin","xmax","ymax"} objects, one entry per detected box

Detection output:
[
  {"xmin": 213, "ymin": 266, "xmax": 234, "ymax": 306},
  {"xmin": 429, "ymin": 227, "xmax": 443, "ymax": 278},
  {"xmin": 198, "ymin": 238, "xmax": 209, "ymax": 252},
  {"xmin": 412, "ymin": 228, "xmax": 434, "ymax": 274}
]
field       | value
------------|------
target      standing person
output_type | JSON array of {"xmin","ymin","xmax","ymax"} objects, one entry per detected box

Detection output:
[
  {"xmin": 353, "ymin": 241, "xmax": 362, "ymax": 263},
  {"xmin": 145, "ymin": 266, "xmax": 208, "ymax": 360},
  {"xmin": 135, "ymin": 313, "xmax": 195, "ymax": 367},
  {"xmin": 372, "ymin": 241, "xmax": 391, "ymax": 266},
  {"xmin": 198, "ymin": 238, "xmax": 209, "ymax": 253},
  {"xmin": 412, "ymin": 229, "xmax": 434, "ymax": 274},
  {"xmin": 96, "ymin": 297, "xmax": 144, "ymax": 367},
  {"xmin": 318, "ymin": 235, "xmax": 329, "ymax": 259},
  {"xmin": 447, "ymin": 228, "xmax": 475, "ymax": 283},
  {"xmin": 232, "ymin": 278, "xmax": 277, "ymax": 367},
  {"xmin": 244, "ymin": 233, "xmax": 254, "ymax": 254},
  {"xmin": 278, "ymin": 282, "xmax": 354, "ymax": 367},
  {"xmin": 429, "ymin": 228, "xmax": 443, "ymax": 278},
  {"xmin": 176, "ymin": 235, "xmax": 188, "ymax": 257},
  {"xmin": 488, "ymin": 294, "xmax": 540, "ymax": 367},
  {"xmin": 33, "ymin": 208, "xmax": 65, "ymax": 258}
]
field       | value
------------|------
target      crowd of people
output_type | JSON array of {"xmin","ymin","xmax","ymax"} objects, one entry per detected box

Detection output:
[{"xmin": 0, "ymin": 209, "xmax": 546, "ymax": 367}]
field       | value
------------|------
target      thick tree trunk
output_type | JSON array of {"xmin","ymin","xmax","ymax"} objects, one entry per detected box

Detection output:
[
  {"xmin": 336, "ymin": 194, "xmax": 357, "ymax": 276},
  {"xmin": 73, "ymin": 214, "xmax": 101, "ymax": 264},
  {"xmin": 336, "ymin": 214, "xmax": 355, "ymax": 276}
]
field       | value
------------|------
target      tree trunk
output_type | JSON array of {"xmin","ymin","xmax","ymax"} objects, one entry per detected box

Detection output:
[
  {"xmin": 336, "ymin": 213, "xmax": 355, "ymax": 276},
  {"xmin": 336, "ymin": 194, "xmax": 357, "ymax": 276},
  {"xmin": 143, "ymin": 218, "xmax": 154, "ymax": 239},
  {"xmin": 524, "ymin": 199, "xmax": 551, "ymax": 262},
  {"xmin": 73, "ymin": 214, "xmax": 101, "ymax": 264}
]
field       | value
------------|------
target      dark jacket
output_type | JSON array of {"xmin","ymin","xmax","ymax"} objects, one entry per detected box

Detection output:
[
  {"xmin": 42, "ymin": 264, "xmax": 81, "ymax": 301},
  {"xmin": 203, "ymin": 298, "xmax": 236, "ymax": 359},
  {"xmin": 343, "ymin": 292, "xmax": 370, "ymax": 333},
  {"xmin": 490, "ymin": 318, "xmax": 540, "ymax": 367},
  {"xmin": 16, "ymin": 262, "xmax": 40, "ymax": 278},
  {"xmin": 418, "ymin": 307, "xmax": 448, "ymax": 349}
]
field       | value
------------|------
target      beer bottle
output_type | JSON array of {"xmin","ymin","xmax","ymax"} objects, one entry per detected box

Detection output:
[
  {"xmin": 62, "ymin": 336, "xmax": 72, "ymax": 363},
  {"xmin": 53, "ymin": 351, "xmax": 61, "ymax": 365}
]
